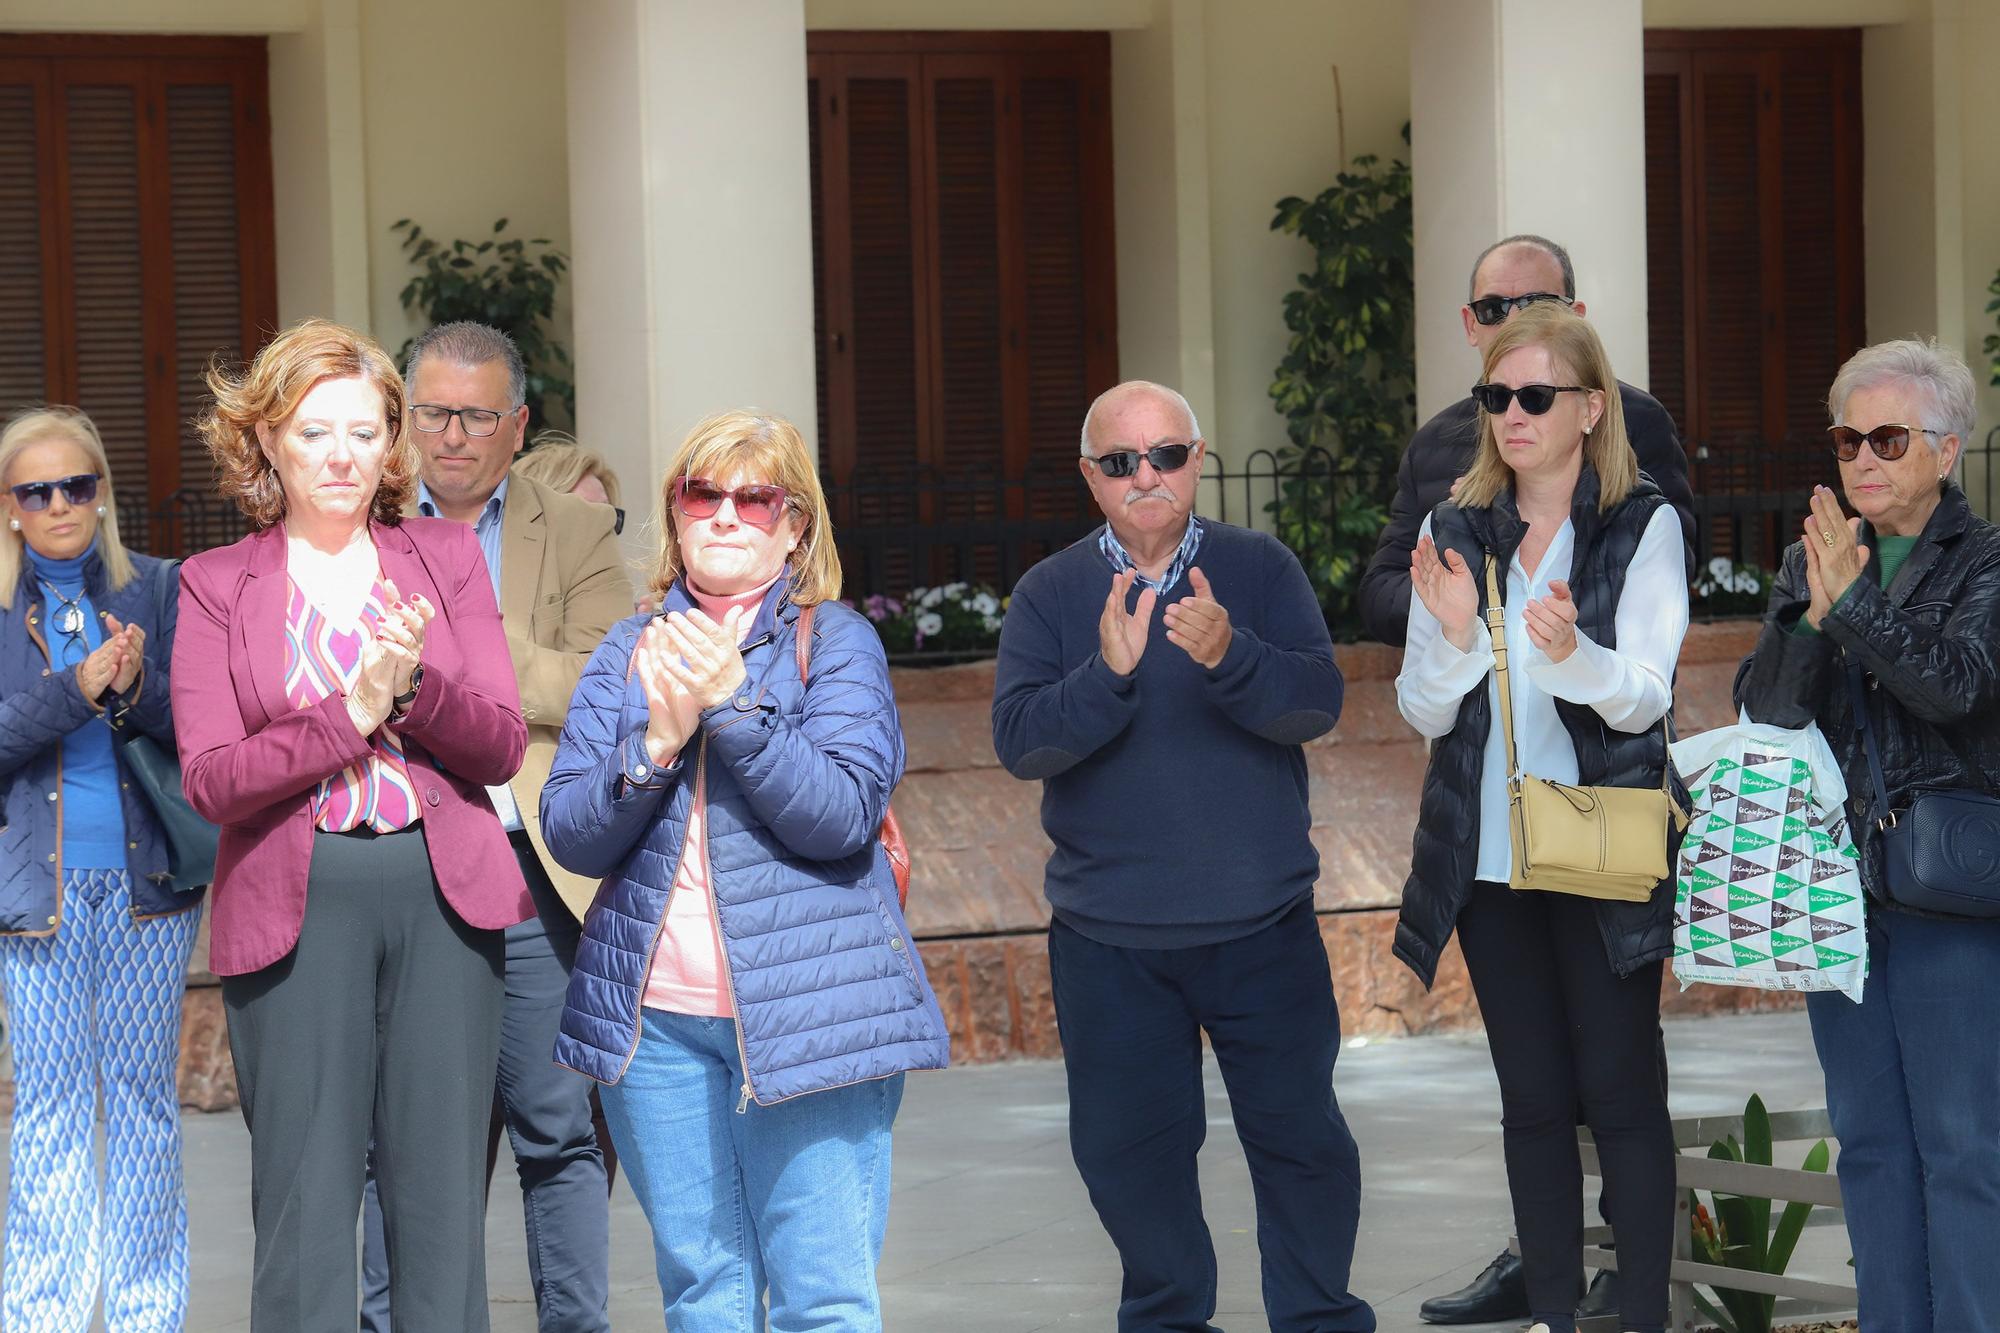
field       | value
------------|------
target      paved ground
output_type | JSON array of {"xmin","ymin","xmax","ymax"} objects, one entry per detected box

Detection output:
[{"xmin": 1, "ymin": 1010, "xmax": 1852, "ymax": 1331}]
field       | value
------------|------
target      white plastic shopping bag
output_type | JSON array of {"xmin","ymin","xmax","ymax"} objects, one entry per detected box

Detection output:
[{"xmin": 1670, "ymin": 714, "xmax": 1866, "ymax": 1002}]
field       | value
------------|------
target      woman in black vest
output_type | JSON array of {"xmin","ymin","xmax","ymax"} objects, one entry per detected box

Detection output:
[{"xmin": 1393, "ymin": 305, "xmax": 1688, "ymax": 1333}]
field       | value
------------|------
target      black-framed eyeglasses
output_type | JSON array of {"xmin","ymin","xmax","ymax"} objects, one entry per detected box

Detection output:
[
  {"xmin": 1470, "ymin": 383, "xmax": 1589, "ymax": 416},
  {"xmin": 1468, "ymin": 292, "xmax": 1572, "ymax": 327},
  {"xmin": 410, "ymin": 404, "xmax": 514, "ymax": 437},
  {"xmin": 1085, "ymin": 442, "xmax": 1198, "ymax": 479},
  {"xmin": 1827, "ymin": 423, "xmax": 1942, "ymax": 463},
  {"xmin": 10, "ymin": 473, "xmax": 101, "ymax": 511}
]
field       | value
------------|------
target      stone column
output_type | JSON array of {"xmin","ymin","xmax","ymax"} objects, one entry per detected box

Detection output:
[
  {"xmin": 565, "ymin": 0, "xmax": 817, "ymax": 552},
  {"xmin": 1409, "ymin": 0, "xmax": 1649, "ymax": 420}
]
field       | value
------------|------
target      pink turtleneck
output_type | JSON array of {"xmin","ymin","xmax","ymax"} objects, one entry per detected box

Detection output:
[{"xmin": 641, "ymin": 574, "xmax": 778, "ymax": 1018}]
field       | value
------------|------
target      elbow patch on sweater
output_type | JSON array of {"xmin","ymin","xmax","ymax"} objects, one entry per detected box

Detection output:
[
  {"xmin": 1260, "ymin": 708, "xmax": 1338, "ymax": 745},
  {"xmin": 1013, "ymin": 744, "xmax": 1081, "ymax": 781}
]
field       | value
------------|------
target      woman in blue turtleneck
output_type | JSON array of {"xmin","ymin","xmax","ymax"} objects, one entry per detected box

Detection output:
[{"xmin": 0, "ymin": 406, "xmax": 202, "ymax": 1331}]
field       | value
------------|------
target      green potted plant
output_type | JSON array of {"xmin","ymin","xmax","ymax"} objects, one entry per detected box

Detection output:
[
  {"xmin": 390, "ymin": 217, "xmax": 575, "ymax": 430},
  {"xmin": 1687, "ymin": 1094, "xmax": 1834, "ymax": 1333},
  {"xmin": 1267, "ymin": 124, "xmax": 1416, "ymax": 636}
]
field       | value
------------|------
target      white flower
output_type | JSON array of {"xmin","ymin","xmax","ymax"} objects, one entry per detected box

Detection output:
[
  {"xmin": 921, "ymin": 588, "xmax": 945, "ymax": 609},
  {"xmin": 982, "ymin": 614, "xmax": 1001, "ymax": 633},
  {"xmin": 942, "ymin": 581, "xmax": 968, "ymax": 598},
  {"xmin": 916, "ymin": 612, "xmax": 943, "ymax": 637},
  {"xmin": 972, "ymin": 592, "xmax": 999, "ymax": 616},
  {"xmin": 1706, "ymin": 557, "xmax": 1734, "ymax": 581}
]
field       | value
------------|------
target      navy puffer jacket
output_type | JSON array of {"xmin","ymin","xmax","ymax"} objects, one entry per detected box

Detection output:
[
  {"xmin": 0, "ymin": 550, "xmax": 198, "ymax": 933},
  {"xmin": 543, "ymin": 574, "xmax": 950, "ymax": 1103}
]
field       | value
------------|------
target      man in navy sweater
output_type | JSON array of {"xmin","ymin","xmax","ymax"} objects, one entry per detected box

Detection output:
[{"xmin": 993, "ymin": 381, "xmax": 1374, "ymax": 1333}]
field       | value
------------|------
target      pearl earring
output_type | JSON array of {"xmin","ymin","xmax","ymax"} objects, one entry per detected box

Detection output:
[
  {"xmin": 8, "ymin": 519, "xmax": 17, "ymax": 531},
  {"xmin": 96, "ymin": 505, "xmax": 106, "ymax": 516}
]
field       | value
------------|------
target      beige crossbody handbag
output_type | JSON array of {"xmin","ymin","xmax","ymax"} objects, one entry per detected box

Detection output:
[{"xmin": 1484, "ymin": 557, "xmax": 1688, "ymax": 902}]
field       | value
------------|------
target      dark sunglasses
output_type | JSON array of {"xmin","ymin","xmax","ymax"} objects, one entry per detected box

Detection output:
[
  {"xmin": 672, "ymin": 477, "xmax": 792, "ymax": 527},
  {"xmin": 612, "ymin": 506, "xmax": 625, "ymax": 536},
  {"xmin": 9, "ymin": 473, "xmax": 100, "ymax": 511},
  {"xmin": 1468, "ymin": 292, "xmax": 1571, "ymax": 326},
  {"xmin": 1827, "ymin": 423, "xmax": 1942, "ymax": 463},
  {"xmin": 1086, "ymin": 442, "xmax": 1197, "ymax": 479},
  {"xmin": 1470, "ymin": 383, "xmax": 1589, "ymax": 416}
]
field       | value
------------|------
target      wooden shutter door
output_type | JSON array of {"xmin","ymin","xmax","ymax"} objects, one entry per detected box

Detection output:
[
  {"xmin": 0, "ymin": 63, "xmax": 58, "ymax": 412},
  {"xmin": 57, "ymin": 63, "xmax": 160, "ymax": 510},
  {"xmin": 1643, "ymin": 52, "xmax": 1691, "ymax": 440},
  {"xmin": 1016, "ymin": 48, "xmax": 1114, "ymax": 490}
]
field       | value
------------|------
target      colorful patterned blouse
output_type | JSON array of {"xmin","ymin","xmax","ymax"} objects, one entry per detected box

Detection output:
[{"xmin": 284, "ymin": 576, "xmax": 420, "ymax": 833}]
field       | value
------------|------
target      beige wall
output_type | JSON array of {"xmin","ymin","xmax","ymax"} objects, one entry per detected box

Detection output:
[
  {"xmin": 355, "ymin": 0, "xmax": 572, "ymax": 370},
  {"xmin": 1201, "ymin": 0, "xmax": 1410, "ymax": 462},
  {"xmin": 1644, "ymin": 0, "xmax": 1911, "ymax": 22}
]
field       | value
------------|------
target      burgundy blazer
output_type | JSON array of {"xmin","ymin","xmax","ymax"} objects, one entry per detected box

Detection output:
[{"xmin": 173, "ymin": 517, "xmax": 532, "ymax": 975}]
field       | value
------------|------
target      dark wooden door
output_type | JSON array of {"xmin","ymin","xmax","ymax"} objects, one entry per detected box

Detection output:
[
  {"xmin": 1646, "ymin": 30, "xmax": 1864, "ymax": 495},
  {"xmin": 0, "ymin": 35, "xmax": 276, "ymax": 554},
  {"xmin": 808, "ymin": 32, "xmax": 1116, "ymax": 592}
]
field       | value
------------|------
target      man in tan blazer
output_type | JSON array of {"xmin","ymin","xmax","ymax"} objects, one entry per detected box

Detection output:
[{"xmin": 360, "ymin": 322, "xmax": 631, "ymax": 1333}]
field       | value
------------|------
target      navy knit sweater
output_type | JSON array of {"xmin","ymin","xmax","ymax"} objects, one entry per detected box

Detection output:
[{"xmin": 991, "ymin": 521, "xmax": 1342, "ymax": 947}]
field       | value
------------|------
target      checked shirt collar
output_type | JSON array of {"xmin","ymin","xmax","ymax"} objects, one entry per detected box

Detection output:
[{"xmin": 1099, "ymin": 515, "xmax": 1204, "ymax": 595}]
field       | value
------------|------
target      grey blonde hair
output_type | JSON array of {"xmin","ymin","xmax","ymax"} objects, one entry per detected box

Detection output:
[
  {"xmin": 1827, "ymin": 338, "xmax": 1977, "ymax": 446},
  {"xmin": 0, "ymin": 407, "xmax": 137, "ymax": 609},
  {"xmin": 513, "ymin": 433, "xmax": 622, "ymax": 506}
]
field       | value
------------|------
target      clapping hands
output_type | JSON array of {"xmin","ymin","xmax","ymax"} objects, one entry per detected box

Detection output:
[{"xmin": 76, "ymin": 613, "xmax": 145, "ymax": 703}]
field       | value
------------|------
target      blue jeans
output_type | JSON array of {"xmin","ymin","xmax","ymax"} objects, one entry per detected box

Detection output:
[
  {"xmin": 1807, "ymin": 907, "xmax": 2000, "ymax": 1333},
  {"xmin": 600, "ymin": 1007, "xmax": 904, "ymax": 1333},
  {"xmin": 1047, "ymin": 897, "xmax": 1375, "ymax": 1333}
]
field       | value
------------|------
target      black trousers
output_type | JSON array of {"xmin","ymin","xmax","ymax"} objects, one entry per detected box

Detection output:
[
  {"xmin": 222, "ymin": 825, "xmax": 506, "ymax": 1333},
  {"xmin": 1456, "ymin": 883, "xmax": 1673, "ymax": 1333},
  {"xmin": 1048, "ymin": 897, "xmax": 1375, "ymax": 1333}
]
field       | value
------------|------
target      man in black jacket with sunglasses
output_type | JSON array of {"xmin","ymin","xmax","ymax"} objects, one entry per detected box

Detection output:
[{"xmin": 1358, "ymin": 234, "xmax": 1696, "ymax": 651}]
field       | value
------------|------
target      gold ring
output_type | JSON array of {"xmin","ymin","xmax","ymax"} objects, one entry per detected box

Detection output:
[{"xmin": 1821, "ymin": 529, "xmax": 1837, "ymax": 547}]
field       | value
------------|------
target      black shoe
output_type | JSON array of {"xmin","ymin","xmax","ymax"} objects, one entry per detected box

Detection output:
[
  {"xmin": 1575, "ymin": 1266, "xmax": 1618, "ymax": 1319},
  {"xmin": 1418, "ymin": 1248, "xmax": 1530, "ymax": 1325}
]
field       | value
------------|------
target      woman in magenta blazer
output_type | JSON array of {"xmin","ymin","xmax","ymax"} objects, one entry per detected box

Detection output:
[{"xmin": 173, "ymin": 319, "xmax": 529, "ymax": 1332}]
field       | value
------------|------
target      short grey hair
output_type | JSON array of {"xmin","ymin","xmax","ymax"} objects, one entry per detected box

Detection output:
[
  {"xmin": 1468, "ymin": 234, "xmax": 1576, "ymax": 302},
  {"xmin": 1827, "ymin": 337, "xmax": 1978, "ymax": 443},
  {"xmin": 404, "ymin": 321, "xmax": 526, "ymax": 408},
  {"xmin": 1079, "ymin": 380, "xmax": 1203, "ymax": 456}
]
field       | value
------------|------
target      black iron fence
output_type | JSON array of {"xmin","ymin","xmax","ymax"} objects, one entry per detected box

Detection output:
[{"xmin": 115, "ymin": 425, "xmax": 2000, "ymax": 632}]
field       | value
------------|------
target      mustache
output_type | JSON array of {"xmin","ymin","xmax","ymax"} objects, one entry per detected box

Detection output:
[{"xmin": 1123, "ymin": 488, "xmax": 1176, "ymax": 505}]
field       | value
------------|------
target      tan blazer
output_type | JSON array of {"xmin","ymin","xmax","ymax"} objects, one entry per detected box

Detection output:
[{"xmin": 419, "ymin": 472, "xmax": 633, "ymax": 920}]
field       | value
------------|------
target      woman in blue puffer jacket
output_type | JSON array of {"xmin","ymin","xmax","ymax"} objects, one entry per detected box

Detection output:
[
  {"xmin": 542, "ymin": 409, "xmax": 949, "ymax": 1333},
  {"xmin": 0, "ymin": 406, "xmax": 203, "ymax": 1331}
]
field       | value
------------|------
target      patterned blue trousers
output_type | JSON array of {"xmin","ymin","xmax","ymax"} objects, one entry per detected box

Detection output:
[{"xmin": 0, "ymin": 868, "xmax": 200, "ymax": 1332}]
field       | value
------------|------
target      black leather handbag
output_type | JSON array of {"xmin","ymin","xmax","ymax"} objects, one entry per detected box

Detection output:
[
  {"xmin": 1846, "ymin": 663, "xmax": 2000, "ymax": 918},
  {"xmin": 110, "ymin": 560, "xmax": 218, "ymax": 892}
]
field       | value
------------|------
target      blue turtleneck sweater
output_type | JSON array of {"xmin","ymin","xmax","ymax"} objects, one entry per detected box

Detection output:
[{"xmin": 28, "ymin": 543, "xmax": 128, "ymax": 869}]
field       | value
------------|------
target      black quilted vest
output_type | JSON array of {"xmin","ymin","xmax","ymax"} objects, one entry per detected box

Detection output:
[{"xmin": 1393, "ymin": 467, "xmax": 1680, "ymax": 988}]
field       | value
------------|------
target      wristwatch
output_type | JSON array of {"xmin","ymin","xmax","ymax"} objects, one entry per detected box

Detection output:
[{"xmin": 392, "ymin": 664, "xmax": 425, "ymax": 715}]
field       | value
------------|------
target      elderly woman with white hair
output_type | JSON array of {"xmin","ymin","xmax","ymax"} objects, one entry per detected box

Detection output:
[
  {"xmin": 0, "ymin": 406, "xmax": 201, "ymax": 1329},
  {"xmin": 1735, "ymin": 338, "xmax": 2000, "ymax": 1331}
]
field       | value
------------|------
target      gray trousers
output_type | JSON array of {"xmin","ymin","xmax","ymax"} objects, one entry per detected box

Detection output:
[
  {"xmin": 360, "ymin": 835, "xmax": 611, "ymax": 1332},
  {"xmin": 223, "ymin": 825, "xmax": 506, "ymax": 1333}
]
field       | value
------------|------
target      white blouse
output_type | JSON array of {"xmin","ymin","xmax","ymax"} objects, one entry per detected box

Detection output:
[{"xmin": 1396, "ymin": 506, "xmax": 1688, "ymax": 885}]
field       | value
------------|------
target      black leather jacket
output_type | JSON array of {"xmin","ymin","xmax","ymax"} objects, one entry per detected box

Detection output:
[{"xmin": 1734, "ymin": 483, "xmax": 2000, "ymax": 911}]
